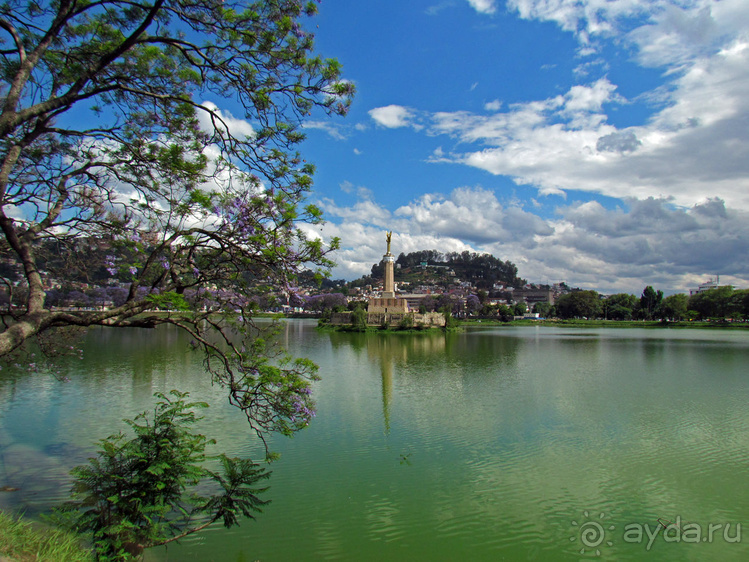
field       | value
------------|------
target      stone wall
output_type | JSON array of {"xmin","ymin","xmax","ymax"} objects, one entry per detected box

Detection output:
[{"xmin": 329, "ymin": 311, "xmax": 446, "ymax": 328}]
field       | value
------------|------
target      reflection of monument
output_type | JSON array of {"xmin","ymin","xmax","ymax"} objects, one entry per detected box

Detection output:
[
  {"xmin": 368, "ymin": 231, "xmax": 409, "ymax": 315},
  {"xmin": 381, "ymin": 356, "xmax": 393, "ymax": 435}
]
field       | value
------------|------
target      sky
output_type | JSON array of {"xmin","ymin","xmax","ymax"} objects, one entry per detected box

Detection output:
[{"xmin": 280, "ymin": 0, "xmax": 749, "ymax": 294}]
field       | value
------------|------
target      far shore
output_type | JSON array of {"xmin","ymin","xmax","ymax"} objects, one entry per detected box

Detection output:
[{"xmin": 460, "ymin": 318, "xmax": 749, "ymax": 329}]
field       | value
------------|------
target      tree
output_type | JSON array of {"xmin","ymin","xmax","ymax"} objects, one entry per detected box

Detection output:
[
  {"xmin": 513, "ymin": 301, "xmax": 527, "ymax": 316},
  {"xmin": 496, "ymin": 304, "xmax": 513, "ymax": 322},
  {"xmin": 604, "ymin": 293, "xmax": 638, "ymax": 320},
  {"xmin": 303, "ymin": 293, "xmax": 347, "ymax": 313},
  {"xmin": 639, "ymin": 286, "xmax": 663, "ymax": 320},
  {"xmin": 660, "ymin": 293, "xmax": 688, "ymax": 321},
  {"xmin": 56, "ymin": 391, "xmax": 271, "ymax": 560},
  {"xmin": 533, "ymin": 301, "xmax": 551, "ymax": 317},
  {"xmin": 688, "ymin": 286, "xmax": 734, "ymax": 319},
  {"xmin": 350, "ymin": 306, "xmax": 366, "ymax": 331},
  {"xmin": 730, "ymin": 289, "xmax": 749, "ymax": 319},
  {"xmin": 0, "ymin": 0, "xmax": 353, "ymax": 445},
  {"xmin": 555, "ymin": 290, "xmax": 602, "ymax": 319}
]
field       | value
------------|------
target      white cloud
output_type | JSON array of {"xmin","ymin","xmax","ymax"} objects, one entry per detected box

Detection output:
[
  {"xmin": 484, "ymin": 99, "xmax": 503, "ymax": 111},
  {"xmin": 394, "ymin": 186, "xmax": 553, "ymax": 244},
  {"xmin": 197, "ymin": 101, "xmax": 254, "ymax": 138},
  {"xmin": 319, "ymin": 187, "xmax": 749, "ymax": 293},
  {"xmin": 369, "ymin": 105, "xmax": 418, "ymax": 128},
  {"xmin": 303, "ymin": 120, "xmax": 347, "ymax": 140},
  {"xmin": 423, "ymin": 37, "xmax": 749, "ymax": 209},
  {"xmin": 467, "ymin": 0, "xmax": 497, "ymax": 15}
]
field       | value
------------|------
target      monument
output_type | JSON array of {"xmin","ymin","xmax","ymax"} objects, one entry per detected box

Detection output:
[
  {"xmin": 367, "ymin": 231, "xmax": 409, "ymax": 315},
  {"xmin": 328, "ymin": 231, "xmax": 445, "ymax": 327}
]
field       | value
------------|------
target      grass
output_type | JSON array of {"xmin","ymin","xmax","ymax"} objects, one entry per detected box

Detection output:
[
  {"xmin": 0, "ymin": 510, "xmax": 92, "ymax": 562},
  {"xmin": 461, "ymin": 318, "xmax": 749, "ymax": 329}
]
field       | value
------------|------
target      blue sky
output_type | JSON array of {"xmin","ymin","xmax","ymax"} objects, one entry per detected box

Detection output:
[{"xmin": 271, "ymin": 1, "xmax": 749, "ymax": 293}]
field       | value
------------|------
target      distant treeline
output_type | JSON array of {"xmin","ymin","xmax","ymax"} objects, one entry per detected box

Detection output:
[
  {"xmin": 363, "ymin": 250, "xmax": 525, "ymax": 289},
  {"xmin": 553, "ymin": 286, "xmax": 749, "ymax": 321}
]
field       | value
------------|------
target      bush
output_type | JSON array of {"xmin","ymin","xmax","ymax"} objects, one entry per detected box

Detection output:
[
  {"xmin": 54, "ymin": 391, "xmax": 270, "ymax": 561},
  {"xmin": 350, "ymin": 307, "xmax": 367, "ymax": 331}
]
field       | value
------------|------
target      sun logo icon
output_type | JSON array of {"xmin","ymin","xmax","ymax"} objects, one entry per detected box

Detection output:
[{"xmin": 570, "ymin": 511, "xmax": 615, "ymax": 556}]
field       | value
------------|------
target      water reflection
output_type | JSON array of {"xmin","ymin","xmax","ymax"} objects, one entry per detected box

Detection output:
[{"xmin": 2, "ymin": 324, "xmax": 749, "ymax": 561}]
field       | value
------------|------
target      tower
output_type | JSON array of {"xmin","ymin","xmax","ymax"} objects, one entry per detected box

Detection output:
[
  {"xmin": 367, "ymin": 231, "xmax": 408, "ymax": 315},
  {"xmin": 382, "ymin": 233, "xmax": 395, "ymax": 298}
]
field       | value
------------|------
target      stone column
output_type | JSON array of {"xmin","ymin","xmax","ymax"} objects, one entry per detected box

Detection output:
[{"xmin": 382, "ymin": 254, "xmax": 395, "ymax": 298}]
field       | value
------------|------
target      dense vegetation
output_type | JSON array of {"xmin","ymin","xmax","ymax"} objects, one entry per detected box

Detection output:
[
  {"xmin": 0, "ymin": 510, "xmax": 92, "ymax": 561},
  {"xmin": 360, "ymin": 250, "xmax": 525, "ymax": 290},
  {"xmin": 553, "ymin": 286, "xmax": 749, "ymax": 321}
]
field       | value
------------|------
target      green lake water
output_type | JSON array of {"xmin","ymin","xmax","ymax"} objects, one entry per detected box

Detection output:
[{"xmin": 1, "ymin": 321, "xmax": 749, "ymax": 561}]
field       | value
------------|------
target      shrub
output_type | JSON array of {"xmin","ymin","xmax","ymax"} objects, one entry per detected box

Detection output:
[{"xmin": 54, "ymin": 391, "xmax": 270, "ymax": 561}]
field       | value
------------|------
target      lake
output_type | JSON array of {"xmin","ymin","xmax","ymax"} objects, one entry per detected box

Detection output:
[{"xmin": 1, "ymin": 321, "xmax": 749, "ymax": 561}]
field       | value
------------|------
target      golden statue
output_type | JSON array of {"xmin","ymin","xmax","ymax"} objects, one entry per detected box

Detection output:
[{"xmin": 386, "ymin": 231, "xmax": 392, "ymax": 254}]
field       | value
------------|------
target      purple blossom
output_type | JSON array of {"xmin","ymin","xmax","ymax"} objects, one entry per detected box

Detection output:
[
  {"xmin": 106, "ymin": 267, "xmax": 117, "ymax": 275},
  {"xmin": 129, "ymin": 266, "xmax": 138, "ymax": 275}
]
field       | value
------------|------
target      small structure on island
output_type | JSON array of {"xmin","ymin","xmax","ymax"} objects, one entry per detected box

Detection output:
[
  {"xmin": 328, "ymin": 231, "xmax": 445, "ymax": 328},
  {"xmin": 367, "ymin": 231, "xmax": 409, "ymax": 317}
]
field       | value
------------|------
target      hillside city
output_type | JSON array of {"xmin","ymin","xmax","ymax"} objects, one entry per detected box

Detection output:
[{"xmin": 2, "ymin": 247, "xmax": 746, "ymax": 322}]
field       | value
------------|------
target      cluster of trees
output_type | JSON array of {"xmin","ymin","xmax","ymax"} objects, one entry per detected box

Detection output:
[
  {"xmin": 1, "ymin": 285, "xmax": 293, "ymax": 312},
  {"xmin": 365, "ymin": 250, "xmax": 525, "ymax": 289},
  {"xmin": 551, "ymin": 286, "xmax": 749, "ymax": 321}
]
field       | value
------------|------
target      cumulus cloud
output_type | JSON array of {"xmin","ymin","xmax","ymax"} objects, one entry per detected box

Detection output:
[
  {"xmin": 596, "ymin": 131, "xmax": 641, "ymax": 153},
  {"xmin": 317, "ymin": 186, "xmax": 749, "ymax": 293},
  {"xmin": 369, "ymin": 105, "xmax": 419, "ymax": 128},
  {"xmin": 423, "ymin": 36, "xmax": 749, "ymax": 210},
  {"xmin": 197, "ymin": 101, "xmax": 254, "ymax": 138},
  {"xmin": 545, "ymin": 198, "xmax": 749, "ymax": 289},
  {"xmin": 394, "ymin": 186, "xmax": 553, "ymax": 244},
  {"xmin": 629, "ymin": 5, "xmax": 722, "ymax": 68},
  {"xmin": 467, "ymin": 0, "xmax": 497, "ymax": 15}
]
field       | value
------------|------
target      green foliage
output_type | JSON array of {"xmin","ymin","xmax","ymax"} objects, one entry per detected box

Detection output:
[
  {"xmin": 1, "ymin": 0, "xmax": 344, "ymax": 446},
  {"xmin": 640, "ymin": 286, "xmax": 664, "ymax": 320},
  {"xmin": 54, "ymin": 391, "xmax": 270, "ymax": 561},
  {"xmin": 496, "ymin": 304, "xmax": 513, "ymax": 322},
  {"xmin": 533, "ymin": 301, "xmax": 552, "ymax": 317},
  {"xmin": 688, "ymin": 286, "xmax": 739, "ymax": 319},
  {"xmin": 0, "ymin": 510, "xmax": 92, "ymax": 562},
  {"xmin": 144, "ymin": 292, "xmax": 190, "ymax": 311},
  {"xmin": 660, "ymin": 293, "xmax": 689, "ymax": 320},
  {"xmin": 350, "ymin": 306, "xmax": 367, "ymax": 331},
  {"xmin": 555, "ymin": 290, "xmax": 603, "ymax": 319},
  {"xmin": 604, "ymin": 293, "xmax": 639, "ymax": 320},
  {"xmin": 441, "ymin": 307, "xmax": 458, "ymax": 328},
  {"xmin": 398, "ymin": 314, "xmax": 414, "ymax": 329}
]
